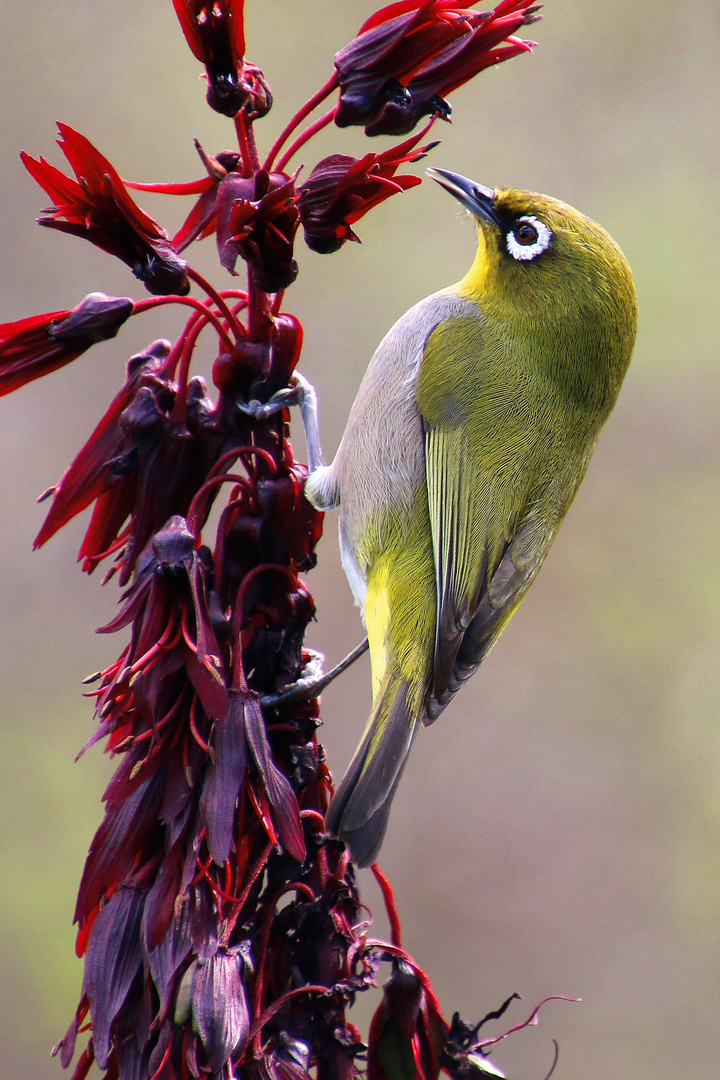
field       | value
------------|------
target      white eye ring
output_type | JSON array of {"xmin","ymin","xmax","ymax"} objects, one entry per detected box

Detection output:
[{"xmin": 506, "ymin": 215, "xmax": 552, "ymax": 261}]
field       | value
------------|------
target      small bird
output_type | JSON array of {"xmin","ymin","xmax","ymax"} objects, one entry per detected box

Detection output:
[{"xmin": 305, "ymin": 169, "xmax": 637, "ymax": 867}]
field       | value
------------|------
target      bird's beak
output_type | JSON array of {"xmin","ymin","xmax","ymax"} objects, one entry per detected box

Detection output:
[{"xmin": 426, "ymin": 168, "xmax": 500, "ymax": 227}]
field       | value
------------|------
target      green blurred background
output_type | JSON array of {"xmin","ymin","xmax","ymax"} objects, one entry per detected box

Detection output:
[{"xmin": 2, "ymin": 1, "xmax": 720, "ymax": 1077}]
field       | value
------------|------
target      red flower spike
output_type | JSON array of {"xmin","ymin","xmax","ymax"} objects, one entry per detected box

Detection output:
[
  {"xmin": 335, "ymin": 0, "xmax": 540, "ymax": 135},
  {"xmin": 8, "ymin": 4, "xmax": 552, "ymax": 1077},
  {"xmin": 22, "ymin": 124, "xmax": 190, "ymax": 295},
  {"xmin": 172, "ymin": 0, "xmax": 270, "ymax": 118},
  {"xmin": 298, "ymin": 128, "xmax": 438, "ymax": 254},
  {"xmin": 0, "ymin": 292, "xmax": 133, "ymax": 397}
]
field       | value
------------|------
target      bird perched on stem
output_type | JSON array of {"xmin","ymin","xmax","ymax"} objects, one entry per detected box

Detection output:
[{"xmin": 303, "ymin": 168, "xmax": 637, "ymax": 867}]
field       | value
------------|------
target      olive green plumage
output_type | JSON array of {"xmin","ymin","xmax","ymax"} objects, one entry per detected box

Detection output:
[{"xmin": 306, "ymin": 170, "xmax": 638, "ymax": 867}]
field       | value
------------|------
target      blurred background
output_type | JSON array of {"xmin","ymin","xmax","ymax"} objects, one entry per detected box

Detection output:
[{"xmin": 1, "ymin": 1, "xmax": 720, "ymax": 1077}]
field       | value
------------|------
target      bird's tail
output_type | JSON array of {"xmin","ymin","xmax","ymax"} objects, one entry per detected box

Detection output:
[{"xmin": 324, "ymin": 672, "xmax": 421, "ymax": 867}]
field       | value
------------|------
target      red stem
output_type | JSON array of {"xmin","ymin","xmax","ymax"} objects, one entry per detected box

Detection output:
[
  {"xmin": 276, "ymin": 107, "xmax": 337, "ymax": 173},
  {"xmin": 219, "ymin": 839, "xmax": 274, "ymax": 944},
  {"xmin": 244, "ymin": 984, "xmax": 334, "ymax": 1058},
  {"xmin": 371, "ymin": 863, "xmax": 403, "ymax": 949},
  {"xmin": 235, "ymin": 110, "xmax": 261, "ymax": 175},
  {"xmin": 251, "ymin": 882, "xmax": 317, "ymax": 1030},
  {"xmin": 133, "ymin": 294, "xmax": 235, "ymax": 351},
  {"xmin": 263, "ymin": 73, "xmax": 340, "ymax": 172},
  {"xmin": 170, "ymin": 315, "xmax": 208, "ymax": 422},
  {"xmin": 186, "ymin": 267, "xmax": 245, "ymax": 339}
]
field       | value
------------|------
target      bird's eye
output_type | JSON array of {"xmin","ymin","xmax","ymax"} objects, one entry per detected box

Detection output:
[
  {"xmin": 516, "ymin": 222, "xmax": 538, "ymax": 244},
  {"xmin": 506, "ymin": 215, "xmax": 552, "ymax": 262}
]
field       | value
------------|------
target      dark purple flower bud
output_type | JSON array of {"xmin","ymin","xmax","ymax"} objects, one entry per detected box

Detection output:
[
  {"xmin": 191, "ymin": 950, "xmax": 250, "ymax": 1070},
  {"xmin": 22, "ymin": 124, "xmax": 190, "ymax": 295},
  {"xmin": 0, "ymin": 292, "xmax": 133, "ymax": 396},
  {"xmin": 83, "ymin": 888, "xmax": 145, "ymax": 1069}
]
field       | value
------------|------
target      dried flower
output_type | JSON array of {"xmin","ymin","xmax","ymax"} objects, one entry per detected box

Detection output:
[
  {"xmin": 0, "ymin": 292, "xmax": 133, "ymax": 396},
  {"xmin": 22, "ymin": 124, "xmax": 190, "ymax": 295}
]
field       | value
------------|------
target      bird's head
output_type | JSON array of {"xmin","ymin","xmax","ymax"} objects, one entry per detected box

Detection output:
[{"xmin": 427, "ymin": 168, "xmax": 637, "ymax": 344}]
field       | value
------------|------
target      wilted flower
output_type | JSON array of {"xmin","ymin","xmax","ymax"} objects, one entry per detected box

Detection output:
[
  {"xmin": 298, "ymin": 128, "xmax": 437, "ymax": 253},
  {"xmin": 335, "ymin": 0, "xmax": 540, "ymax": 134},
  {"xmin": 22, "ymin": 123, "xmax": 190, "ymax": 295},
  {"xmin": 0, "ymin": 292, "xmax": 133, "ymax": 396}
]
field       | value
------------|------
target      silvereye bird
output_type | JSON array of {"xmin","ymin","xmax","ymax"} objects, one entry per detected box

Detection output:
[{"xmin": 305, "ymin": 169, "xmax": 638, "ymax": 867}]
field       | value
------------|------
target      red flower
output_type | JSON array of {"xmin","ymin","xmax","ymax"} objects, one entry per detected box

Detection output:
[
  {"xmin": 298, "ymin": 128, "xmax": 437, "ymax": 254},
  {"xmin": 334, "ymin": 0, "xmax": 540, "ymax": 134},
  {"xmin": 173, "ymin": 144, "xmax": 243, "ymax": 253},
  {"xmin": 21, "ymin": 124, "xmax": 190, "ymax": 295},
  {"xmin": 0, "ymin": 293, "xmax": 133, "ymax": 396},
  {"xmin": 216, "ymin": 170, "xmax": 300, "ymax": 293},
  {"xmin": 172, "ymin": 0, "xmax": 271, "ymax": 117}
]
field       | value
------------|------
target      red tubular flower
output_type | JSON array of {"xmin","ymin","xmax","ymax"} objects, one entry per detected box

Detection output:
[
  {"xmin": 216, "ymin": 170, "xmax": 300, "ymax": 293},
  {"xmin": 366, "ymin": 6, "xmax": 540, "ymax": 135},
  {"xmin": 334, "ymin": 0, "xmax": 540, "ymax": 134},
  {"xmin": 0, "ymin": 292, "xmax": 133, "ymax": 396},
  {"xmin": 172, "ymin": 0, "xmax": 271, "ymax": 117},
  {"xmin": 21, "ymin": 124, "xmax": 190, "ymax": 295},
  {"xmin": 298, "ymin": 128, "xmax": 438, "ymax": 254}
]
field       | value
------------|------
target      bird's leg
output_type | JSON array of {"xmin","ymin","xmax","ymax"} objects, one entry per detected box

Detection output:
[
  {"xmin": 260, "ymin": 638, "xmax": 369, "ymax": 708},
  {"xmin": 238, "ymin": 371, "xmax": 325, "ymax": 471}
]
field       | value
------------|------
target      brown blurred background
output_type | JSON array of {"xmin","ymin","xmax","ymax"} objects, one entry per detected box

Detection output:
[{"xmin": 1, "ymin": 1, "xmax": 720, "ymax": 1077}]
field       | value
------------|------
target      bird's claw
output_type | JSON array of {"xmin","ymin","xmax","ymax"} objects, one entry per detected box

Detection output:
[{"xmin": 260, "ymin": 638, "xmax": 369, "ymax": 708}]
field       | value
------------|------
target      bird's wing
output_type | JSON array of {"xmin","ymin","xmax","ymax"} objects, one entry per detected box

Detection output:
[{"xmin": 417, "ymin": 312, "xmax": 565, "ymax": 720}]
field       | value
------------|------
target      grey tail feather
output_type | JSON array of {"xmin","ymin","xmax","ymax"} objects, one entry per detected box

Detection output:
[{"xmin": 325, "ymin": 679, "xmax": 419, "ymax": 867}]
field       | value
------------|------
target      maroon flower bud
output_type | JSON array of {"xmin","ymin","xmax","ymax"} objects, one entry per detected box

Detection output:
[
  {"xmin": 217, "ymin": 170, "xmax": 300, "ymax": 293},
  {"xmin": 191, "ymin": 950, "xmax": 250, "ymax": 1069},
  {"xmin": 298, "ymin": 128, "xmax": 437, "ymax": 254},
  {"xmin": 22, "ymin": 124, "xmax": 190, "ymax": 295},
  {"xmin": 0, "ymin": 292, "xmax": 133, "ymax": 396}
]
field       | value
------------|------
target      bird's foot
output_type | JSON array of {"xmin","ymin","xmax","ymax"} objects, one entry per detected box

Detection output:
[
  {"xmin": 260, "ymin": 638, "xmax": 369, "ymax": 708},
  {"xmin": 238, "ymin": 372, "xmax": 324, "ymax": 473}
]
